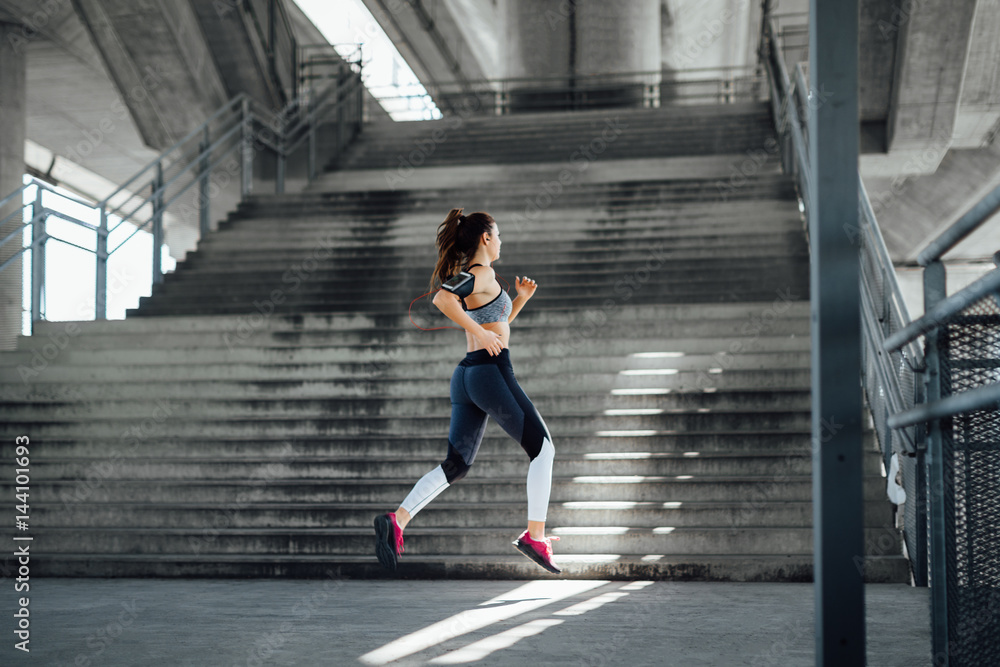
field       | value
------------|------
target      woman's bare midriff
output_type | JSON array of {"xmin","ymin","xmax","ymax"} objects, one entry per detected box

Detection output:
[{"xmin": 467, "ymin": 321, "xmax": 510, "ymax": 352}]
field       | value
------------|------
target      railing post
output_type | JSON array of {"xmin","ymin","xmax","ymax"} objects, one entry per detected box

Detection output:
[
  {"xmin": 152, "ymin": 162, "xmax": 164, "ymax": 286},
  {"xmin": 199, "ymin": 126, "xmax": 211, "ymax": 238},
  {"xmin": 241, "ymin": 97, "xmax": 254, "ymax": 198},
  {"xmin": 274, "ymin": 89, "xmax": 286, "ymax": 194},
  {"xmin": 95, "ymin": 208, "xmax": 108, "ymax": 320},
  {"xmin": 276, "ymin": 137, "xmax": 286, "ymax": 194},
  {"xmin": 356, "ymin": 75, "xmax": 363, "ymax": 123},
  {"xmin": 308, "ymin": 119, "xmax": 317, "ymax": 183},
  {"xmin": 923, "ymin": 259, "xmax": 949, "ymax": 662},
  {"xmin": 335, "ymin": 77, "xmax": 344, "ymax": 165},
  {"xmin": 30, "ymin": 187, "xmax": 45, "ymax": 328}
]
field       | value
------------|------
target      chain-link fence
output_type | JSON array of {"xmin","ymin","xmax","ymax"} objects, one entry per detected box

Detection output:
[{"xmin": 938, "ymin": 294, "xmax": 1000, "ymax": 666}]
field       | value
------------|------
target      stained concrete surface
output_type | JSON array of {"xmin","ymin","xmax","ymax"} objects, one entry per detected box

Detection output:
[{"xmin": 1, "ymin": 578, "xmax": 929, "ymax": 666}]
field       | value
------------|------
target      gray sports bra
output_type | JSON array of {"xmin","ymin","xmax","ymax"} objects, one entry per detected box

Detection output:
[{"xmin": 462, "ymin": 264, "xmax": 511, "ymax": 324}]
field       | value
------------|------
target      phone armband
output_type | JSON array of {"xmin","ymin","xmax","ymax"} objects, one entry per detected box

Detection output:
[{"xmin": 442, "ymin": 271, "xmax": 475, "ymax": 298}]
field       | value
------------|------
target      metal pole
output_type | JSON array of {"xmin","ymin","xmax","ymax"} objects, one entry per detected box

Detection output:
[
  {"xmin": 95, "ymin": 208, "xmax": 108, "ymax": 320},
  {"xmin": 923, "ymin": 259, "xmax": 949, "ymax": 663},
  {"xmin": 30, "ymin": 187, "xmax": 45, "ymax": 328},
  {"xmin": 918, "ymin": 180, "xmax": 1000, "ymax": 266},
  {"xmin": 808, "ymin": 0, "xmax": 865, "ymax": 663},
  {"xmin": 199, "ymin": 127, "xmax": 211, "ymax": 238},
  {"xmin": 152, "ymin": 163, "xmax": 164, "ymax": 286},
  {"xmin": 335, "ymin": 77, "xmax": 344, "ymax": 166},
  {"xmin": 308, "ymin": 122, "xmax": 316, "ymax": 183},
  {"xmin": 914, "ymin": 374, "xmax": 929, "ymax": 588},
  {"xmin": 274, "ymin": 87, "xmax": 285, "ymax": 195},
  {"xmin": 276, "ymin": 140, "xmax": 286, "ymax": 195},
  {"xmin": 241, "ymin": 97, "xmax": 254, "ymax": 198}
]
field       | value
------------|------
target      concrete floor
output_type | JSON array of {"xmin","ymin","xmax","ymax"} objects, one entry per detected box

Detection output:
[{"xmin": 1, "ymin": 578, "xmax": 929, "ymax": 666}]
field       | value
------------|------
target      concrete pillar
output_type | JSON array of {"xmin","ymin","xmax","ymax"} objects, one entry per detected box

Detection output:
[
  {"xmin": 504, "ymin": 0, "xmax": 659, "ymax": 112},
  {"xmin": 887, "ymin": 0, "xmax": 977, "ymax": 153},
  {"xmin": 0, "ymin": 22, "xmax": 27, "ymax": 350}
]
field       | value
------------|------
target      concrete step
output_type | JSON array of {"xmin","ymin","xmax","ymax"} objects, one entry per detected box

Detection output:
[
  {"xmin": 3, "ymin": 369, "xmax": 811, "ymax": 400},
  {"xmin": 230, "ymin": 192, "xmax": 798, "ymax": 219},
  {"xmin": 192, "ymin": 226, "xmax": 806, "ymax": 250},
  {"xmin": 217, "ymin": 204, "xmax": 802, "ymax": 227},
  {"xmin": 164, "ymin": 258, "xmax": 809, "ymax": 282},
  {"xmin": 9, "ymin": 309, "xmax": 812, "ymax": 343},
  {"xmin": 10, "ymin": 324, "xmax": 811, "ymax": 352},
  {"xmin": 0, "ymin": 475, "xmax": 889, "ymax": 504},
  {"xmin": 0, "ymin": 431, "xmax": 828, "ymax": 458},
  {"xmin": 344, "ymin": 118, "xmax": 771, "ymax": 142},
  {"xmin": 2, "ymin": 388, "xmax": 813, "ymax": 416},
  {"xmin": 339, "ymin": 134, "xmax": 778, "ymax": 167},
  {"xmin": 28, "ymin": 500, "xmax": 894, "ymax": 530},
  {"xmin": 1, "ymin": 397, "xmax": 815, "ymax": 430},
  {"xmin": 2, "ymin": 410, "xmax": 814, "ymax": 438},
  {"xmin": 14, "ymin": 324, "xmax": 805, "ymax": 352},
  {"xmin": 23, "ymin": 450, "xmax": 883, "ymax": 481},
  {"xmin": 1, "ymin": 366, "xmax": 810, "ymax": 389},
  {"xmin": 171, "ymin": 240, "xmax": 807, "ymax": 266},
  {"xmin": 344, "ymin": 103, "xmax": 770, "ymax": 136},
  {"xmin": 230, "ymin": 198, "xmax": 798, "ymax": 222},
  {"xmin": 26, "ymin": 301, "xmax": 813, "ymax": 334},
  {"xmin": 24, "ymin": 552, "xmax": 911, "ymax": 583},
  {"xmin": 155, "ymin": 266, "xmax": 809, "ymax": 291},
  {"xmin": 130, "ymin": 290, "xmax": 808, "ymax": 315},
  {"xmin": 21, "ymin": 525, "xmax": 898, "ymax": 557},
  {"xmin": 129, "ymin": 292, "xmax": 809, "ymax": 316},
  {"xmin": 0, "ymin": 346, "xmax": 811, "ymax": 370}
]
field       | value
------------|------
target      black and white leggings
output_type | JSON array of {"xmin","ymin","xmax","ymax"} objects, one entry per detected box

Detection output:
[{"xmin": 400, "ymin": 348, "xmax": 555, "ymax": 522}]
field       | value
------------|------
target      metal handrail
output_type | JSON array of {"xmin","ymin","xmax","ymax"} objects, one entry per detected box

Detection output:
[
  {"xmin": 884, "ymin": 268, "xmax": 1000, "ymax": 353},
  {"xmin": 859, "ymin": 175, "xmax": 924, "ymax": 366},
  {"xmin": 762, "ymin": 12, "xmax": 928, "ymax": 585},
  {"xmin": 888, "ymin": 381, "xmax": 1000, "ymax": 430},
  {"xmin": 370, "ymin": 65, "xmax": 764, "ymax": 117},
  {"xmin": 98, "ymin": 96, "xmax": 248, "ymax": 214},
  {"xmin": 917, "ymin": 179, "xmax": 1000, "ymax": 266},
  {"xmin": 0, "ymin": 65, "xmax": 365, "ymax": 324}
]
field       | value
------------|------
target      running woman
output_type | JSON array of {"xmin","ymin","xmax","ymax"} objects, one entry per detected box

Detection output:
[{"xmin": 374, "ymin": 208, "xmax": 560, "ymax": 574}]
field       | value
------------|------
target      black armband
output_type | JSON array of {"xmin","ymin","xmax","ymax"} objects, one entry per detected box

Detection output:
[{"xmin": 442, "ymin": 271, "xmax": 475, "ymax": 298}]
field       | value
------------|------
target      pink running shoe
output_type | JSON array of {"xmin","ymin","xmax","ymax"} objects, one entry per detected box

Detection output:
[
  {"xmin": 374, "ymin": 512, "xmax": 404, "ymax": 570},
  {"xmin": 512, "ymin": 530, "xmax": 561, "ymax": 574}
]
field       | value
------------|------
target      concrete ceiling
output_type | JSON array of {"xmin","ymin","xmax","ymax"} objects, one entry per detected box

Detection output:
[
  {"xmin": 0, "ymin": 0, "xmax": 161, "ymax": 202},
  {"xmin": 0, "ymin": 0, "xmax": 357, "ymax": 259}
]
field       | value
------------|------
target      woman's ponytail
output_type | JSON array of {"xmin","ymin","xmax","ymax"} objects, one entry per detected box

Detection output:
[{"xmin": 430, "ymin": 208, "xmax": 494, "ymax": 290}]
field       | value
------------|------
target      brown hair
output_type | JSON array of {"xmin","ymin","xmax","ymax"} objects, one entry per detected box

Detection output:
[{"xmin": 430, "ymin": 208, "xmax": 495, "ymax": 289}]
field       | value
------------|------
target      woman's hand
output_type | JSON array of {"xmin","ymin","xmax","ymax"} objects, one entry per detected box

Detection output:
[
  {"xmin": 515, "ymin": 276, "xmax": 537, "ymax": 300},
  {"xmin": 476, "ymin": 327, "xmax": 504, "ymax": 356}
]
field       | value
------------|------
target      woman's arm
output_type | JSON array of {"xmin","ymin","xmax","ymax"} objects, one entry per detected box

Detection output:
[
  {"xmin": 506, "ymin": 276, "xmax": 537, "ymax": 324},
  {"xmin": 432, "ymin": 290, "xmax": 504, "ymax": 355}
]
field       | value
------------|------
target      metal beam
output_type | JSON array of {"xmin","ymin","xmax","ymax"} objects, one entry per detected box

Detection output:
[
  {"xmin": 808, "ymin": 1, "xmax": 865, "ymax": 663},
  {"xmin": 884, "ymin": 268, "xmax": 1000, "ymax": 352},
  {"xmin": 887, "ymin": 379, "xmax": 1000, "ymax": 430},
  {"xmin": 923, "ymin": 260, "xmax": 950, "ymax": 661},
  {"xmin": 917, "ymin": 180, "xmax": 1000, "ymax": 266}
]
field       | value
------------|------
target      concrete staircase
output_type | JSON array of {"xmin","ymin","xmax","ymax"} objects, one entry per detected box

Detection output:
[{"xmin": 0, "ymin": 103, "xmax": 910, "ymax": 581}]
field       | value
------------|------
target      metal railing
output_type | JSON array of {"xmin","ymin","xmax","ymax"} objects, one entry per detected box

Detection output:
[
  {"xmin": 764, "ymin": 9, "xmax": 1000, "ymax": 663},
  {"xmin": 760, "ymin": 16, "xmax": 930, "ymax": 583},
  {"xmin": 367, "ymin": 66, "xmax": 766, "ymax": 119},
  {"xmin": 0, "ymin": 68, "xmax": 364, "ymax": 328},
  {"xmin": 882, "ymin": 200, "xmax": 1000, "ymax": 665}
]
